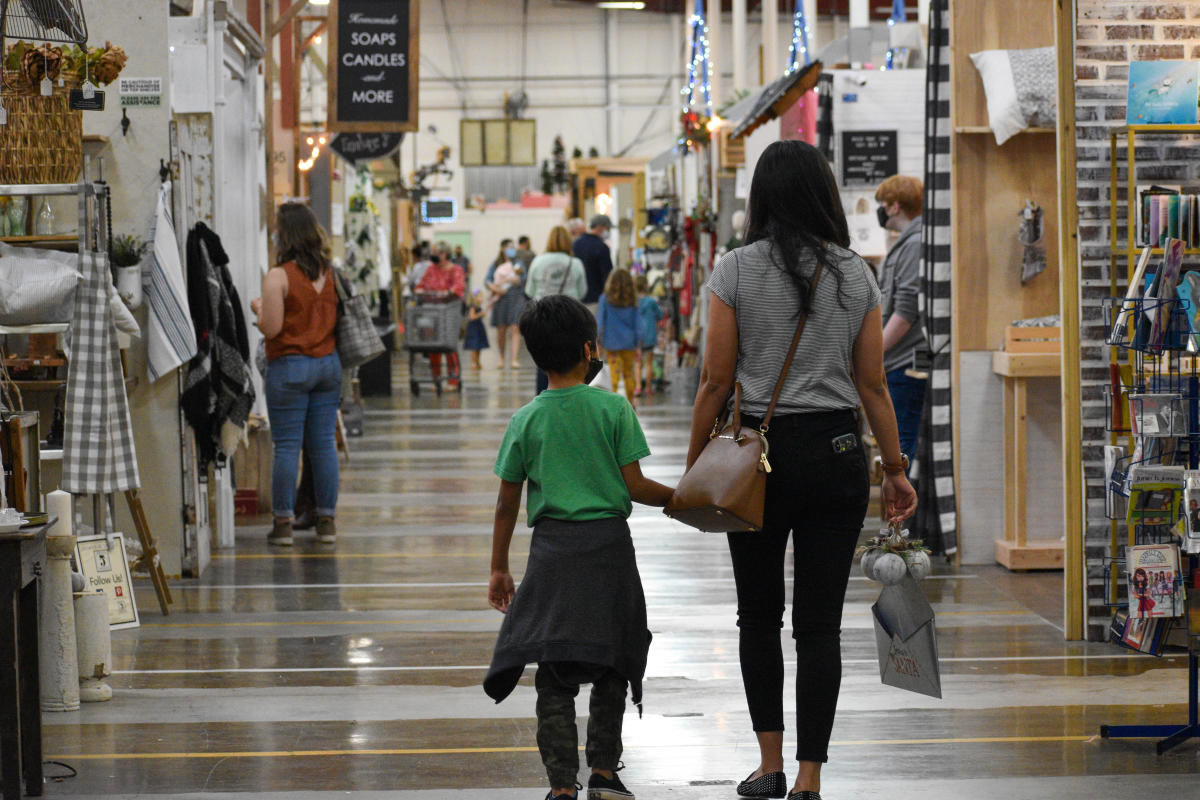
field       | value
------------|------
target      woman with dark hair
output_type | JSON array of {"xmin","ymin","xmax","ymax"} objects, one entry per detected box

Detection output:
[
  {"xmin": 250, "ymin": 203, "xmax": 343, "ymax": 547},
  {"xmin": 684, "ymin": 141, "xmax": 916, "ymax": 800}
]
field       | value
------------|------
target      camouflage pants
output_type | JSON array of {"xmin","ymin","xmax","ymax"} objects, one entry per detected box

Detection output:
[{"xmin": 535, "ymin": 662, "xmax": 628, "ymax": 788}]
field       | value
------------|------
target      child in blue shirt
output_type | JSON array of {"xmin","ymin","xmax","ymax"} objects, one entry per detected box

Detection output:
[
  {"xmin": 633, "ymin": 274, "xmax": 662, "ymax": 396},
  {"xmin": 596, "ymin": 269, "xmax": 642, "ymax": 402}
]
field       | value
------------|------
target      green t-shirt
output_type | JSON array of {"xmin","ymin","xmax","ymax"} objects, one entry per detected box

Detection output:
[{"xmin": 494, "ymin": 384, "xmax": 651, "ymax": 525}]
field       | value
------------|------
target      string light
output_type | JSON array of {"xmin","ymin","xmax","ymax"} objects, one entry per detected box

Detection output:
[
  {"xmin": 681, "ymin": 0, "xmax": 713, "ymax": 116},
  {"xmin": 785, "ymin": 1, "xmax": 812, "ymax": 74}
]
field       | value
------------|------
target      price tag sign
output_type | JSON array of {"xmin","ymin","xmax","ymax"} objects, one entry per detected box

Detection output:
[{"xmin": 327, "ymin": 0, "xmax": 419, "ymax": 132}]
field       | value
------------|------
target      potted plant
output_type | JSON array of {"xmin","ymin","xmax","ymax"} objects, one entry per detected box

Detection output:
[{"xmin": 111, "ymin": 233, "xmax": 147, "ymax": 308}]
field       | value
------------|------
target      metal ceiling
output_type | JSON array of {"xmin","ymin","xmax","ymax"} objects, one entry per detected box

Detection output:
[{"xmin": 561, "ymin": 1, "xmax": 910, "ymax": 19}]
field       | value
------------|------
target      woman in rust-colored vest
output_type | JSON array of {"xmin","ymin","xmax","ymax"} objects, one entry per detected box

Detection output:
[{"xmin": 249, "ymin": 203, "xmax": 342, "ymax": 547}]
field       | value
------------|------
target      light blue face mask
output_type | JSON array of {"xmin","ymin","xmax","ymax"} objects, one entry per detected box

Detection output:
[{"xmin": 504, "ymin": 247, "xmax": 517, "ymax": 259}]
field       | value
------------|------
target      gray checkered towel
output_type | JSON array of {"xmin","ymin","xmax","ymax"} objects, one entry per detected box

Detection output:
[{"xmin": 61, "ymin": 243, "xmax": 141, "ymax": 494}]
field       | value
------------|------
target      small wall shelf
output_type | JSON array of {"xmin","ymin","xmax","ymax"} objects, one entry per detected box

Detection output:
[
  {"xmin": 954, "ymin": 126, "xmax": 1056, "ymax": 135},
  {"xmin": 0, "ymin": 235, "xmax": 78, "ymax": 251}
]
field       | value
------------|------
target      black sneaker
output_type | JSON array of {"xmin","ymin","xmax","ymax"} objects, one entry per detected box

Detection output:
[
  {"xmin": 587, "ymin": 771, "xmax": 634, "ymax": 800},
  {"xmin": 545, "ymin": 781, "xmax": 582, "ymax": 800},
  {"xmin": 737, "ymin": 771, "xmax": 786, "ymax": 799}
]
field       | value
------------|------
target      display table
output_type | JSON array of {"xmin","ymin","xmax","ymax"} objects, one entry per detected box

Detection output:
[
  {"xmin": 991, "ymin": 330, "xmax": 1064, "ymax": 570},
  {"xmin": 0, "ymin": 525, "xmax": 49, "ymax": 799}
]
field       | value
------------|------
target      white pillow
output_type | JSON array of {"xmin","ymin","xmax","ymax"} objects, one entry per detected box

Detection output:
[
  {"xmin": 969, "ymin": 47, "xmax": 1057, "ymax": 146},
  {"xmin": 0, "ymin": 252, "xmax": 81, "ymax": 325}
]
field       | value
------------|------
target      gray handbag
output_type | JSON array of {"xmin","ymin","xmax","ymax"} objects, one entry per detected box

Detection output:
[{"xmin": 333, "ymin": 270, "xmax": 386, "ymax": 369}]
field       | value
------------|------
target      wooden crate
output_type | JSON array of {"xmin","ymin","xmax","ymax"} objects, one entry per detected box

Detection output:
[{"xmin": 1004, "ymin": 325, "xmax": 1061, "ymax": 353}]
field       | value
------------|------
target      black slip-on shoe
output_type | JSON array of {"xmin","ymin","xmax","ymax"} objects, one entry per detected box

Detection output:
[
  {"xmin": 786, "ymin": 791, "xmax": 821, "ymax": 800},
  {"xmin": 737, "ymin": 771, "xmax": 787, "ymax": 799}
]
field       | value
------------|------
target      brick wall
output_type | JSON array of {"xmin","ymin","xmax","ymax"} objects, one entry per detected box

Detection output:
[{"xmin": 1075, "ymin": 1, "xmax": 1200, "ymax": 639}]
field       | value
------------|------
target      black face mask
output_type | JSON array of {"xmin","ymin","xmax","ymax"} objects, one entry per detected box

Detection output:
[
  {"xmin": 585, "ymin": 358, "xmax": 605, "ymax": 384},
  {"xmin": 876, "ymin": 205, "xmax": 890, "ymax": 229}
]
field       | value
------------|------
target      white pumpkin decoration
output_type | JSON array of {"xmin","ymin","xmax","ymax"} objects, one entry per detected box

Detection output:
[
  {"xmin": 873, "ymin": 552, "xmax": 908, "ymax": 585},
  {"xmin": 904, "ymin": 550, "xmax": 932, "ymax": 581},
  {"xmin": 861, "ymin": 550, "xmax": 882, "ymax": 581}
]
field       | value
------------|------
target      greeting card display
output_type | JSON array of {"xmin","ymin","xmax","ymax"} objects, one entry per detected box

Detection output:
[{"xmin": 1127, "ymin": 543, "xmax": 1185, "ymax": 619}]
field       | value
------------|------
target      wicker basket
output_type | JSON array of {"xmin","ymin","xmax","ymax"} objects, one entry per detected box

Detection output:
[{"xmin": 0, "ymin": 72, "xmax": 82, "ymax": 185}]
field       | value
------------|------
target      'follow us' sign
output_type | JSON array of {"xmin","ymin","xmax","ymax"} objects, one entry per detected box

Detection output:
[{"xmin": 328, "ymin": 0, "xmax": 420, "ymax": 132}]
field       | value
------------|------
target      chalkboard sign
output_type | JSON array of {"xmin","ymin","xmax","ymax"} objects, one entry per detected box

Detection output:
[
  {"xmin": 840, "ymin": 130, "xmax": 898, "ymax": 187},
  {"xmin": 328, "ymin": 0, "xmax": 420, "ymax": 133},
  {"xmin": 330, "ymin": 132, "xmax": 404, "ymax": 164}
]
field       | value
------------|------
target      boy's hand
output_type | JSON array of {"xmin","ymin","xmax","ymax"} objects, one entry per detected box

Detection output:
[{"xmin": 488, "ymin": 570, "xmax": 515, "ymax": 613}]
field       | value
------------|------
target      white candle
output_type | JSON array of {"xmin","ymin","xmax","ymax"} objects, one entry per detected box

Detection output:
[{"xmin": 47, "ymin": 489, "xmax": 73, "ymax": 537}]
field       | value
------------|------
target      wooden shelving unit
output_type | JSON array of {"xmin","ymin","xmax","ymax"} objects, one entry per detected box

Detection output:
[
  {"xmin": 950, "ymin": 0, "xmax": 1066, "ymax": 573},
  {"xmin": 0, "ymin": 234, "xmax": 78, "ymax": 251}
]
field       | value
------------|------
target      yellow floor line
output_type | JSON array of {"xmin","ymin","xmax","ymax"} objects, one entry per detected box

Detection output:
[
  {"xmin": 212, "ymin": 552, "xmax": 526, "ymax": 560},
  {"xmin": 47, "ymin": 735, "xmax": 1095, "ymax": 761},
  {"xmin": 138, "ymin": 609, "xmax": 1029, "ymax": 628}
]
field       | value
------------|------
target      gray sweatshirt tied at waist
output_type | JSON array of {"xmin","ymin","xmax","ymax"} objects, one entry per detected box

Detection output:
[{"xmin": 484, "ymin": 517, "xmax": 651, "ymax": 709}]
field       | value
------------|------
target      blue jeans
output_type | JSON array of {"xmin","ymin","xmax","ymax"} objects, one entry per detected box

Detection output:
[
  {"xmin": 886, "ymin": 367, "xmax": 927, "ymax": 467},
  {"xmin": 266, "ymin": 353, "xmax": 343, "ymax": 518}
]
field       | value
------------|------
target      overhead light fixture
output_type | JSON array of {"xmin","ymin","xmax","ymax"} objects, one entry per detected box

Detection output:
[
  {"xmin": 597, "ymin": 2, "xmax": 645, "ymax": 9},
  {"xmin": 309, "ymin": 0, "xmax": 330, "ymax": 5}
]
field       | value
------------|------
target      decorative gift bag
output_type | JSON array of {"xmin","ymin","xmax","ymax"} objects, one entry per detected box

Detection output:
[{"xmin": 870, "ymin": 573, "xmax": 943, "ymax": 698}]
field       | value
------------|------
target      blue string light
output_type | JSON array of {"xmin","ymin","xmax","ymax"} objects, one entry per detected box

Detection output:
[
  {"xmin": 682, "ymin": 0, "xmax": 713, "ymax": 115},
  {"xmin": 785, "ymin": 0, "xmax": 812, "ymax": 74}
]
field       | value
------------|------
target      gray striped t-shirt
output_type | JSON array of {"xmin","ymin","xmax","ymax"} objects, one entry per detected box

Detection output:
[{"xmin": 706, "ymin": 238, "xmax": 882, "ymax": 416}]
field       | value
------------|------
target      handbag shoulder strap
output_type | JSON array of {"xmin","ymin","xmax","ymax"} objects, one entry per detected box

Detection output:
[
  {"xmin": 557, "ymin": 253, "xmax": 573, "ymax": 294},
  {"xmin": 758, "ymin": 262, "xmax": 824, "ymax": 434}
]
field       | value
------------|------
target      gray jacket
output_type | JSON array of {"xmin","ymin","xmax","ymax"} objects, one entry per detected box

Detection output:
[{"xmin": 880, "ymin": 217, "xmax": 929, "ymax": 373}]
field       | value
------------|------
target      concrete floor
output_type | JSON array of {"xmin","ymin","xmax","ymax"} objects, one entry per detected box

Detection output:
[{"xmin": 38, "ymin": 353, "xmax": 1200, "ymax": 797}]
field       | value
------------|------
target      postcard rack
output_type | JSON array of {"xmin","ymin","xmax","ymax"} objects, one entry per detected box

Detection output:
[{"xmin": 1100, "ymin": 162, "xmax": 1200, "ymax": 749}]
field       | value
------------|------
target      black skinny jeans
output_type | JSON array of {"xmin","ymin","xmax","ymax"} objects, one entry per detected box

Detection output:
[{"xmin": 727, "ymin": 409, "xmax": 869, "ymax": 764}]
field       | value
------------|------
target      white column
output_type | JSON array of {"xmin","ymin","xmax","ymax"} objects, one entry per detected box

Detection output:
[
  {"xmin": 918, "ymin": 0, "xmax": 931, "ymax": 25},
  {"xmin": 762, "ymin": 0, "xmax": 779, "ymax": 82},
  {"xmin": 75, "ymin": 592, "xmax": 113, "ymax": 703},
  {"xmin": 805, "ymin": 0, "xmax": 820, "ymax": 56},
  {"xmin": 606, "ymin": 9, "xmax": 620, "ymax": 155},
  {"xmin": 850, "ymin": 0, "xmax": 869, "ymax": 28},
  {"xmin": 40, "ymin": 493, "xmax": 79, "ymax": 712},
  {"xmin": 707, "ymin": 0, "xmax": 721, "ymax": 110},
  {"xmin": 732, "ymin": 0, "xmax": 746, "ymax": 94}
]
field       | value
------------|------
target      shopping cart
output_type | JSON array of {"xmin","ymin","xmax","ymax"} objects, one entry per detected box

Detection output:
[{"xmin": 403, "ymin": 294, "xmax": 463, "ymax": 396}]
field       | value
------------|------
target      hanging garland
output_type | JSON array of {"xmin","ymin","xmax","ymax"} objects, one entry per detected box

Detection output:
[
  {"xmin": 677, "ymin": 0, "xmax": 712, "ymax": 151},
  {"xmin": 785, "ymin": 1, "xmax": 812, "ymax": 74}
]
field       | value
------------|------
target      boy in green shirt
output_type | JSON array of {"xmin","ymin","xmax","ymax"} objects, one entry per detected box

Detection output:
[{"xmin": 484, "ymin": 295, "xmax": 674, "ymax": 800}]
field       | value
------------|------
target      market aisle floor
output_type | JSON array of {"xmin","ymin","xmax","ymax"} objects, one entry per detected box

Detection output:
[{"xmin": 41, "ymin": 353, "xmax": 1200, "ymax": 797}]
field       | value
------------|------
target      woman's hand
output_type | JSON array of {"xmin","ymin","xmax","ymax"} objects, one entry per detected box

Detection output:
[
  {"xmin": 488, "ymin": 570, "xmax": 515, "ymax": 613},
  {"xmin": 882, "ymin": 472, "xmax": 917, "ymax": 523},
  {"xmin": 249, "ymin": 297, "xmax": 262, "ymax": 317}
]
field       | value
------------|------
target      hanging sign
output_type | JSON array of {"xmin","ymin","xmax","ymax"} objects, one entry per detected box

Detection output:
[
  {"xmin": 69, "ymin": 88, "xmax": 105, "ymax": 111},
  {"xmin": 840, "ymin": 129, "xmax": 898, "ymax": 187},
  {"xmin": 330, "ymin": 132, "xmax": 405, "ymax": 164},
  {"xmin": 327, "ymin": 0, "xmax": 420, "ymax": 133}
]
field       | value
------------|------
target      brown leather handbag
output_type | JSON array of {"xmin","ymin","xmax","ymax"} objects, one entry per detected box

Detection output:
[{"xmin": 665, "ymin": 264, "xmax": 823, "ymax": 532}]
